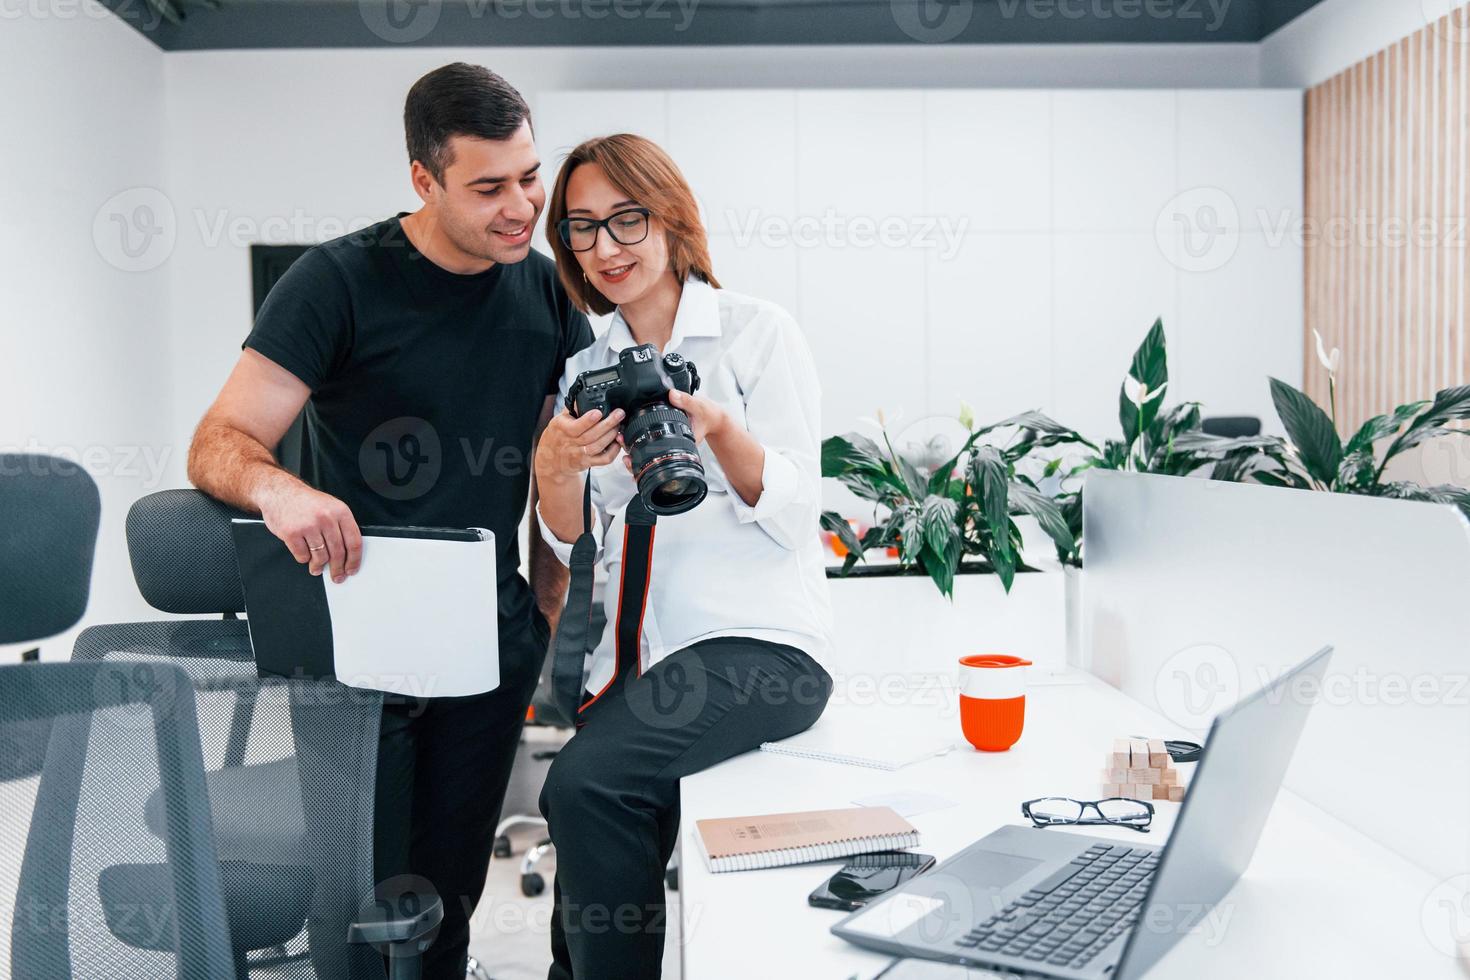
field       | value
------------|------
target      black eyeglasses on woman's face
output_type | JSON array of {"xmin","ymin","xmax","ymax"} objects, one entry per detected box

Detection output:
[
  {"xmin": 1021, "ymin": 797, "xmax": 1155, "ymax": 833},
  {"xmin": 557, "ymin": 207, "xmax": 651, "ymax": 253}
]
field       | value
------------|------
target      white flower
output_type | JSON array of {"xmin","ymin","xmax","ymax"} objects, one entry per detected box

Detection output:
[
  {"xmin": 858, "ymin": 407, "xmax": 903, "ymax": 435},
  {"xmin": 1125, "ymin": 375, "xmax": 1169, "ymax": 408},
  {"xmin": 1313, "ymin": 329, "xmax": 1342, "ymax": 376}
]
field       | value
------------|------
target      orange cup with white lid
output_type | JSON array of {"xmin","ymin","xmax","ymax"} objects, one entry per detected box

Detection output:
[{"xmin": 958, "ymin": 654, "xmax": 1031, "ymax": 752}]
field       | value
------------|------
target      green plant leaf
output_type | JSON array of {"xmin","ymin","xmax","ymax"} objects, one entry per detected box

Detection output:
[
  {"xmin": 920, "ymin": 495, "xmax": 960, "ymax": 558},
  {"xmin": 819, "ymin": 511, "xmax": 862, "ymax": 557},
  {"xmin": 821, "ymin": 433, "xmax": 885, "ymax": 478},
  {"xmin": 1344, "ymin": 402, "xmax": 1428, "ymax": 457},
  {"xmin": 1374, "ymin": 481, "xmax": 1470, "ymax": 519},
  {"xmin": 1130, "ymin": 318, "xmax": 1169, "ymax": 393},
  {"xmin": 969, "ymin": 445, "xmax": 1013, "ymax": 567},
  {"xmin": 1119, "ymin": 319, "xmax": 1169, "ymax": 445},
  {"xmin": 1269, "ymin": 377, "xmax": 1342, "ymax": 485},
  {"xmin": 822, "ymin": 433, "xmax": 911, "ymax": 503},
  {"xmin": 1008, "ymin": 481, "xmax": 1075, "ymax": 556},
  {"xmin": 920, "ymin": 536, "xmax": 963, "ymax": 599},
  {"xmin": 1383, "ymin": 386, "xmax": 1470, "ymax": 463},
  {"xmin": 1119, "ymin": 384, "xmax": 1141, "ymax": 447}
]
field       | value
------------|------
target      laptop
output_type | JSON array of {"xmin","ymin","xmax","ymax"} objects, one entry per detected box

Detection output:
[{"xmin": 832, "ymin": 645, "xmax": 1333, "ymax": 979}]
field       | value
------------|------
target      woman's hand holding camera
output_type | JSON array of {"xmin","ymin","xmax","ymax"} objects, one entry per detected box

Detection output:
[
  {"xmin": 536, "ymin": 407, "xmax": 626, "ymax": 484},
  {"xmin": 614, "ymin": 390, "xmax": 730, "ymax": 476},
  {"xmin": 667, "ymin": 389, "xmax": 727, "ymax": 444}
]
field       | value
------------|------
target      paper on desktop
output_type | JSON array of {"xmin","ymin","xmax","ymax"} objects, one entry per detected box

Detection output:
[{"xmin": 850, "ymin": 790, "xmax": 959, "ymax": 818}]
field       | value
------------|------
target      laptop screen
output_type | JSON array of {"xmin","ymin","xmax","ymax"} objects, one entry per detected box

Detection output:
[{"xmin": 1114, "ymin": 646, "xmax": 1333, "ymax": 980}]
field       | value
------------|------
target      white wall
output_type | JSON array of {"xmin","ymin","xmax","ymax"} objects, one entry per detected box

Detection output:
[
  {"xmin": 0, "ymin": 1, "xmax": 170, "ymax": 659},
  {"xmin": 535, "ymin": 87, "xmax": 1305, "ymax": 456},
  {"xmin": 1262, "ymin": 0, "xmax": 1470, "ymax": 87}
]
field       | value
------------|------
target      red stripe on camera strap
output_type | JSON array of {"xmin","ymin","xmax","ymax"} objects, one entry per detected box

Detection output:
[{"xmin": 576, "ymin": 496, "xmax": 656, "ymax": 720}]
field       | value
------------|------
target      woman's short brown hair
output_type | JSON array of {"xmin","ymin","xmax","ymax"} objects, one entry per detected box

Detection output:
[{"xmin": 545, "ymin": 133, "xmax": 719, "ymax": 316}]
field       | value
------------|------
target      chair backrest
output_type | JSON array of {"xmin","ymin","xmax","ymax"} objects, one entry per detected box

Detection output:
[
  {"xmin": 126, "ymin": 488, "xmax": 247, "ymax": 616},
  {"xmin": 1, "ymin": 660, "xmax": 237, "ymax": 979},
  {"xmin": 1200, "ymin": 415, "xmax": 1263, "ymax": 438},
  {"xmin": 59, "ymin": 488, "xmax": 387, "ymax": 980},
  {"xmin": 0, "ymin": 453, "xmax": 101, "ymax": 644}
]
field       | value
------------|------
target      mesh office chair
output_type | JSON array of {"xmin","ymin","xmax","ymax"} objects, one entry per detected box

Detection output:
[
  {"xmin": 0, "ymin": 452, "xmax": 101, "ymax": 782},
  {"xmin": 50, "ymin": 488, "xmax": 439, "ymax": 979},
  {"xmin": 0, "ymin": 452, "xmax": 100, "ymax": 649},
  {"xmin": 3, "ymin": 659, "xmax": 241, "ymax": 979},
  {"xmin": 1, "ymin": 455, "xmax": 235, "ymax": 977}
]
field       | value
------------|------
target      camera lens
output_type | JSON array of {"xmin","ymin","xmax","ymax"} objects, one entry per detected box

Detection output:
[{"xmin": 622, "ymin": 403, "xmax": 707, "ymax": 515}]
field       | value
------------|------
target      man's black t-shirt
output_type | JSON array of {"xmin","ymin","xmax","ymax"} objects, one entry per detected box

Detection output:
[{"xmin": 244, "ymin": 213, "xmax": 593, "ymax": 644}]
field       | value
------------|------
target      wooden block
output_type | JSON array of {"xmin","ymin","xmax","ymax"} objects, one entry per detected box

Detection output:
[
  {"xmin": 1160, "ymin": 767, "xmax": 1179, "ymax": 785},
  {"xmin": 1148, "ymin": 739, "xmax": 1168, "ymax": 768},
  {"xmin": 1167, "ymin": 785, "xmax": 1185, "ymax": 803},
  {"xmin": 1102, "ymin": 768, "xmax": 1129, "ymax": 783},
  {"xmin": 1152, "ymin": 784, "xmax": 1172, "ymax": 800},
  {"xmin": 1101, "ymin": 783, "xmax": 1124, "ymax": 798},
  {"xmin": 1111, "ymin": 740, "xmax": 1131, "ymax": 769},
  {"xmin": 1128, "ymin": 738, "xmax": 1149, "ymax": 768},
  {"xmin": 1127, "ymin": 768, "xmax": 1161, "ymax": 785}
]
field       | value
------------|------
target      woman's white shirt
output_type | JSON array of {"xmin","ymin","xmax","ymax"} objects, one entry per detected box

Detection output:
[{"xmin": 536, "ymin": 277, "xmax": 834, "ymax": 696}]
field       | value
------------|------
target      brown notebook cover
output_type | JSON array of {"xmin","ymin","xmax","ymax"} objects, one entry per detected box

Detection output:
[{"xmin": 694, "ymin": 806, "xmax": 921, "ymax": 873}]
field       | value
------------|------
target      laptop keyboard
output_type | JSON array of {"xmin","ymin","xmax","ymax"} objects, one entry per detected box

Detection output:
[{"xmin": 954, "ymin": 842, "xmax": 1158, "ymax": 971}]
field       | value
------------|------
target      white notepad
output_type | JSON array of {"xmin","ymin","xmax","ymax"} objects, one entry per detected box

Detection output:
[
  {"xmin": 321, "ymin": 529, "xmax": 499, "ymax": 698},
  {"xmin": 759, "ymin": 715, "xmax": 955, "ymax": 772}
]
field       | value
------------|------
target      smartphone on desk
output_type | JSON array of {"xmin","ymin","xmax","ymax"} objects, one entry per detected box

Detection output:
[{"xmin": 808, "ymin": 851, "xmax": 936, "ymax": 911}]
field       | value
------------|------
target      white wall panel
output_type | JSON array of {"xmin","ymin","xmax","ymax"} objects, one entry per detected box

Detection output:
[
  {"xmin": 923, "ymin": 90, "xmax": 1053, "ymax": 234},
  {"xmin": 1177, "ymin": 90, "xmax": 1305, "ymax": 233},
  {"xmin": 668, "ymin": 90, "xmax": 798, "ymax": 237},
  {"xmin": 1052, "ymin": 233, "xmax": 1181, "ymax": 441},
  {"xmin": 798, "ymin": 244, "xmax": 928, "ymax": 435},
  {"xmin": 1176, "ymin": 232, "xmax": 1305, "ymax": 428},
  {"xmin": 795, "ymin": 91, "xmax": 925, "ymax": 219},
  {"xmin": 1053, "ymin": 91, "xmax": 1178, "ymax": 233},
  {"xmin": 926, "ymin": 235, "xmax": 1054, "ymax": 423}
]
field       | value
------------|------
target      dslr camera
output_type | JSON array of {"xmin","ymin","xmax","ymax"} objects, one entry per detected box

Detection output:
[{"xmin": 565, "ymin": 344, "xmax": 708, "ymax": 515}]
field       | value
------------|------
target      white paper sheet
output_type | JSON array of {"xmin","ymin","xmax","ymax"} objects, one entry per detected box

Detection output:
[{"xmin": 322, "ymin": 530, "xmax": 499, "ymax": 698}]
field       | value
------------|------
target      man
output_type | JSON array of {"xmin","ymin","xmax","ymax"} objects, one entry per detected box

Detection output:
[{"xmin": 187, "ymin": 63, "xmax": 593, "ymax": 978}]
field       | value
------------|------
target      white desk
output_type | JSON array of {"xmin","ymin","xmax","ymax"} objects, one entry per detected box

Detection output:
[{"xmin": 677, "ymin": 672, "xmax": 1461, "ymax": 979}]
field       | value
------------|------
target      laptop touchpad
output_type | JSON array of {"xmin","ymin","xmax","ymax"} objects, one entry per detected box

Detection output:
[{"xmin": 950, "ymin": 849, "xmax": 1043, "ymax": 888}]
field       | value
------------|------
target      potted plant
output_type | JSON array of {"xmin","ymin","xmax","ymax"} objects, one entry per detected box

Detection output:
[
  {"xmin": 818, "ymin": 410, "xmax": 1094, "ymax": 677},
  {"xmin": 820, "ymin": 409, "xmax": 1090, "ymax": 596},
  {"xmin": 1176, "ymin": 330, "xmax": 1470, "ymax": 515}
]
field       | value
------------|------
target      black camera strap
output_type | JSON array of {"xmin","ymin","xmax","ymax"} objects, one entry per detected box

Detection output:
[{"xmin": 548, "ymin": 473, "xmax": 657, "ymax": 728}]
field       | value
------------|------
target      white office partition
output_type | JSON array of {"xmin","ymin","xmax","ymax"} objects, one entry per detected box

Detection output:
[{"xmin": 1083, "ymin": 470, "xmax": 1470, "ymax": 879}]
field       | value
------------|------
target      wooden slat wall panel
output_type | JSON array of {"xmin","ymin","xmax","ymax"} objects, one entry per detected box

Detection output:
[{"xmin": 1305, "ymin": 9, "xmax": 1470, "ymax": 430}]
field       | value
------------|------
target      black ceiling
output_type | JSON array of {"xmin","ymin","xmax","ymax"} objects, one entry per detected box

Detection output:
[{"xmin": 105, "ymin": 0, "xmax": 1328, "ymax": 50}]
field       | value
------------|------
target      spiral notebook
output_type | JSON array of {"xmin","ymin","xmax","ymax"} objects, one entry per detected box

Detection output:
[{"xmin": 694, "ymin": 806, "xmax": 921, "ymax": 873}]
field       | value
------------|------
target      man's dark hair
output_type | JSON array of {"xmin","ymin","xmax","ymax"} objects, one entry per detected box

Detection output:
[{"xmin": 404, "ymin": 63, "xmax": 532, "ymax": 184}]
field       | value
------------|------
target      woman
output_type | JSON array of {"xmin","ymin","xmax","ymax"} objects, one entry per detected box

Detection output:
[{"xmin": 533, "ymin": 133, "xmax": 834, "ymax": 979}]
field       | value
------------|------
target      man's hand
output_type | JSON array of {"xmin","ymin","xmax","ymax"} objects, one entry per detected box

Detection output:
[
  {"xmin": 258, "ymin": 482, "xmax": 363, "ymax": 583},
  {"xmin": 189, "ymin": 349, "xmax": 364, "ymax": 584}
]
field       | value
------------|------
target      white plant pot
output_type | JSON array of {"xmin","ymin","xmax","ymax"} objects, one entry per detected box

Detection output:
[{"xmin": 825, "ymin": 567, "xmax": 1068, "ymax": 688}]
